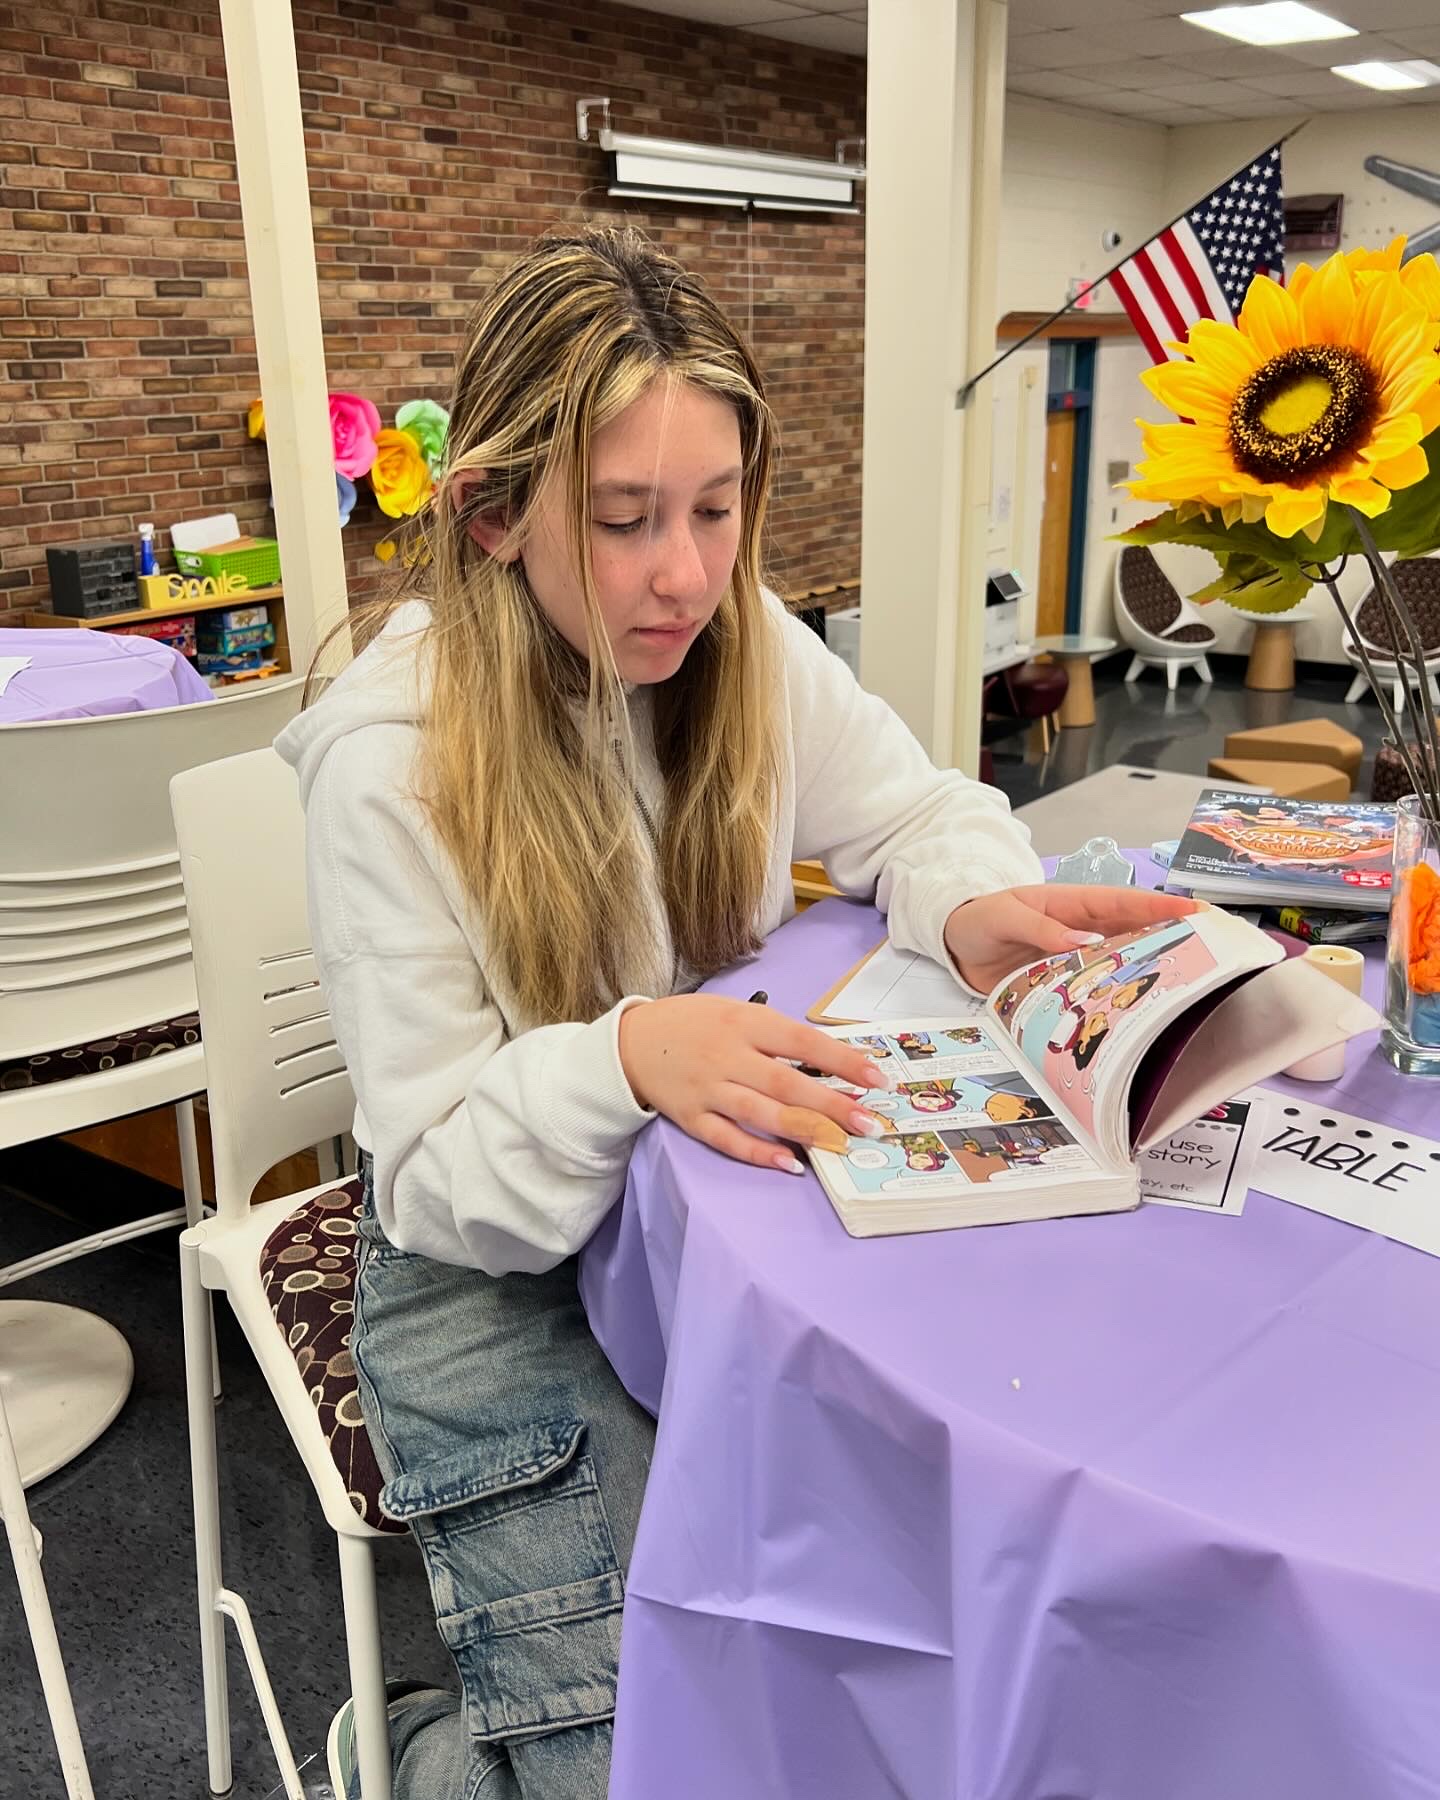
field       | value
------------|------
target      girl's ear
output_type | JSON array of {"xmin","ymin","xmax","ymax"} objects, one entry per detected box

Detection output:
[{"xmin": 448, "ymin": 470, "xmax": 521, "ymax": 563}]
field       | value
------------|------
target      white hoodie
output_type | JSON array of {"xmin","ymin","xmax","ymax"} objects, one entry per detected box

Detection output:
[{"xmin": 275, "ymin": 594, "xmax": 1043, "ymax": 1275}]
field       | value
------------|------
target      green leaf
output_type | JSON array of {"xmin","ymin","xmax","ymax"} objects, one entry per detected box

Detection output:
[
  {"xmin": 1116, "ymin": 505, "xmax": 1356, "ymax": 603},
  {"xmin": 1208, "ymin": 558, "xmax": 1314, "ymax": 614}
]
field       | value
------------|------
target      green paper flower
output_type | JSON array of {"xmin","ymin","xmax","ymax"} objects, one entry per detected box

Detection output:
[{"xmin": 396, "ymin": 399, "xmax": 449, "ymax": 477}]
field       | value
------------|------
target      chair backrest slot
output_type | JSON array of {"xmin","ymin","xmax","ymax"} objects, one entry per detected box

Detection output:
[{"xmin": 171, "ymin": 746, "xmax": 357, "ymax": 1219}]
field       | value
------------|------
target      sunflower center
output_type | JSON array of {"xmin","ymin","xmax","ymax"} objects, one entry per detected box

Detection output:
[{"xmin": 1228, "ymin": 345, "xmax": 1379, "ymax": 487}]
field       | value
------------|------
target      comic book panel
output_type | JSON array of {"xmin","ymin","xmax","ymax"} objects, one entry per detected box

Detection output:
[
  {"xmin": 859, "ymin": 1071, "xmax": 1058, "ymax": 1129},
  {"xmin": 1037, "ymin": 920, "xmax": 1217, "ymax": 1144},
  {"xmin": 831, "ymin": 1117, "xmax": 1099, "ymax": 1197}
]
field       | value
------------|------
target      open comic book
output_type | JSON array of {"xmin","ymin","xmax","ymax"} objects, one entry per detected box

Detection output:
[{"xmin": 804, "ymin": 908, "xmax": 1378, "ymax": 1238}]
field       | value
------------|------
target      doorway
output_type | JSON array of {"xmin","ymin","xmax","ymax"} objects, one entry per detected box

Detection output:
[{"xmin": 1036, "ymin": 339, "xmax": 1095, "ymax": 639}]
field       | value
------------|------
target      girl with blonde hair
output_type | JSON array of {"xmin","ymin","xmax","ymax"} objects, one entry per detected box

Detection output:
[{"xmin": 277, "ymin": 225, "xmax": 1189, "ymax": 1798}]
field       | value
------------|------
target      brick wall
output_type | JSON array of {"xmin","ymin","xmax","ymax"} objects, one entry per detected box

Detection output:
[{"xmin": 0, "ymin": 0, "xmax": 865, "ymax": 627}]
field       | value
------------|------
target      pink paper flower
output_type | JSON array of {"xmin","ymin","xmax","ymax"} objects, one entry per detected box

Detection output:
[{"xmin": 329, "ymin": 392, "xmax": 381, "ymax": 479}]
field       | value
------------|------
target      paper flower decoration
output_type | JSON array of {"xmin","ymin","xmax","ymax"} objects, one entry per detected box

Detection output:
[
  {"xmin": 336, "ymin": 472, "xmax": 357, "ymax": 528},
  {"xmin": 247, "ymin": 398, "xmax": 266, "ymax": 440},
  {"xmin": 330, "ymin": 392, "xmax": 382, "ymax": 480},
  {"xmin": 1130, "ymin": 250, "xmax": 1440, "ymax": 542},
  {"xmin": 369, "ymin": 427, "xmax": 433, "ymax": 518},
  {"xmin": 396, "ymin": 399, "xmax": 449, "ymax": 476}
]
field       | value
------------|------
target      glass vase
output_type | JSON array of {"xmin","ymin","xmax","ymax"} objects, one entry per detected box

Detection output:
[{"xmin": 1382, "ymin": 793, "xmax": 1440, "ymax": 1077}]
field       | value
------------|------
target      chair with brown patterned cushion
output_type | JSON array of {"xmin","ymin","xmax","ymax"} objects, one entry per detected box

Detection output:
[
  {"xmin": 0, "ymin": 677, "xmax": 302, "ymax": 1797},
  {"xmin": 1342, "ymin": 557, "xmax": 1440, "ymax": 713},
  {"xmin": 1112, "ymin": 545, "xmax": 1217, "ymax": 691},
  {"xmin": 172, "ymin": 745, "xmax": 404, "ymax": 1800}
]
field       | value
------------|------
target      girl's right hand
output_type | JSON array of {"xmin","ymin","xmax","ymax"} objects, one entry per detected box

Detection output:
[{"xmin": 617, "ymin": 995, "xmax": 895, "ymax": 1174}]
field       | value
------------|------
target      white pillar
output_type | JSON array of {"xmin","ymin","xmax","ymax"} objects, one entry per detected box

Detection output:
[
  {"xmin": 218, "ymin": 0, "xmax": 349, "ymax": 677},
  {"xmin": 859, "ymin": 0, "xmax": 1008, "ymax": 773}
]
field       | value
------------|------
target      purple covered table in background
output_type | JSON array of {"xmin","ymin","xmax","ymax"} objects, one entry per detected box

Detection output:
[
  {"xmin": 0, "ymin": 628, "xmax": 212, "ymax": 723},
  {"xmin": 580, "ymin": 858, "xmax": 1440, "ymax": 1800}
]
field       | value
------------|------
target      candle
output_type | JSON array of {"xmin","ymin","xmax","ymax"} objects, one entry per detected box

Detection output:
[{"xmin": 1283, "ymin": 944, "xmax": 1367, "ymax": 1083}]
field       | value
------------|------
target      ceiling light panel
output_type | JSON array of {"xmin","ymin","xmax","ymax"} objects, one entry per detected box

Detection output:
[{"xmin": 1181, "ymin": 4, "xmax": 1358, "ymax": 46}]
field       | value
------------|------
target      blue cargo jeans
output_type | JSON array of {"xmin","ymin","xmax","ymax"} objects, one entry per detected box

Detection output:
[{"xmin": 351, "ymin": 1160, "xmax": 656, "ymax": 1797}]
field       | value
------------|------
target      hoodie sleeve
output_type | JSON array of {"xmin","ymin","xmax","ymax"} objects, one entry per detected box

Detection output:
[
  {"xmin": 780, "ymin": 600, "xmax": 1044, "ymax": 974},
  {"xmin": 304, "ymin": 723, "xmax": 653, "ymax": 1274}
]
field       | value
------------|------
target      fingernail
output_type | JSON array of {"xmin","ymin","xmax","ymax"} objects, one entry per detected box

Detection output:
[
  {"xmin": 848, "ymin": 1110, "xmax": 886, "ymax": 1139},
  {"xmin": 1070, "ymin": 932, "xmax": 1106, "ymax": 947},
  {"xmin": 773, "ymin": 1152, "xmax": 805, "ymax": 1175},
  {"xmin": 862, "ymin": 1062, "xmax": 897, "ymax": 1091}
]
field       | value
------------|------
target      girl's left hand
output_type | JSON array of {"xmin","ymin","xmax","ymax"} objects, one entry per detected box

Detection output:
[{"xmin": 943, "ymin": 884, "xmax": 1200, "ymax": 996}]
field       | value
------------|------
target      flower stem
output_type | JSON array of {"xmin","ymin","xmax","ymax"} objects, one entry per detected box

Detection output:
[
  {"xmin": 1321, "ymin": 571, "xmax": 1426, "ymax": 776},
  {"xmin": 1345, "ymin": 509, "xmax": 1440, "ymax": 823},
  {"xmin": 1319, "ymin": 569, "xmax": 1440, "ymax": 828}
]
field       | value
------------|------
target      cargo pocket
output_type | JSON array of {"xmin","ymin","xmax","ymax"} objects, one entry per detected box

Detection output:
[{"xmin": 381, "ymin": 1417, "xmax": 625, "ymax": 1744}]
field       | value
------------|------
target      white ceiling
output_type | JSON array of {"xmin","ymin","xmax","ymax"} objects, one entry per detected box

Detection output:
[{"xmin": 626, "ymin": 0, "xmax": 1440, "ymax": 125}]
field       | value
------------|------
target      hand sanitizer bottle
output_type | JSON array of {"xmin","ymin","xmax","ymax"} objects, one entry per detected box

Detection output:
[{"xmin": 138, "ymin": 522, "xmax": 157, "ymax": 576}]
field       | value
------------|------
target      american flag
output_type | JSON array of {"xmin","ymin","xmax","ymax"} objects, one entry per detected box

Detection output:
[{"xmin": 1107, "ymin": 143, "xmax": 1286, "ymax": 365}]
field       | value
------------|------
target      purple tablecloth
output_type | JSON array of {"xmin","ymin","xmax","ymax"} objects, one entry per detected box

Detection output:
[
  {"xmin": 581, "ymin": 866, "xmax": 1440, "ymax": 1800},
  {"xmin": 0, "ymin": 627, "xmax": 212, "ymax": 723}
]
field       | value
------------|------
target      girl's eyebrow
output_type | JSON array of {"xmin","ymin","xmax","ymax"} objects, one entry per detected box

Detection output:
[{"xmin": 591, "ymin": 467, "xmax": 743, "ymax": 499}]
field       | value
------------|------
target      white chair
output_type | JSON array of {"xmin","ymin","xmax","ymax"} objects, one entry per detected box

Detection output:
[
  {"xmin": 1341, "ymin": 559, "xmax": 1440, "ymax": 712},
  {"xmin": 0, "ymin": 1388, "xmax": 94, "ymax": 1799},
  {"xmin": 1112, "ymin": 545, "xmax": 1216, "ymax": 690},
  {"xmin": 0, "ymin": 676, "xmax": 303, "ymax": 1794},
  {"xmin": 173, "ymin": 746, "xmax": 403, "ymax": 1800}
]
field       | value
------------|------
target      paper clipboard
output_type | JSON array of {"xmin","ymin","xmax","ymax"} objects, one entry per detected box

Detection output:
[{"xmin": 806, "ymin": 938, "xmax": 888, "ymax": 1025}]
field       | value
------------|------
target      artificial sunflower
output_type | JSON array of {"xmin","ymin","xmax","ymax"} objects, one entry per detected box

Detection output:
[
  {"xmin": 1292, "ymin": 234, "xmax": 1440, "ymax": 348},
  {"xmin": 1130, "ymin": 243, "xmax": 1440, "ymax": 541}
]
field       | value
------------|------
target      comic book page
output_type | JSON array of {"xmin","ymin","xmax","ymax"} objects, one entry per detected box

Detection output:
[
  {"xmin": 805, "ymin": 1017, "xmax": 1111, "ymax": 1206},
  {"xmin": 985, "ymin": 909, "xmax": 1281, "ymax": 1166}
]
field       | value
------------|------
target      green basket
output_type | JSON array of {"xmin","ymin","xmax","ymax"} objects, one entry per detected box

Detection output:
[{"xmin": 173, "ymin": 538, "xmax": 281, "ymax": 588}]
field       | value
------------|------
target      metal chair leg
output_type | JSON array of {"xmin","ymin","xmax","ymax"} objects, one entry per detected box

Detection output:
[
  {"xmin": 0, "ymin": 1389, "xmax": 95, "ymax": 1800},
  {"xmin": 175, "ymin": 1101, "xmax": 222, "ymax": 1403},
  {"xmin": 180, "ymin": 1233, "xmax": 233, "ymax": 1798},
  {"xmin": 337, "ymin": 1532, "xmax": 393, "ymax": 1800}
]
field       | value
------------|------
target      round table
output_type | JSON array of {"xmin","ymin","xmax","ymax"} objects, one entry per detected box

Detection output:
[
  {"xmin": 580, "ymin": 876, "xmax": 1440, "ymax": 1800},
  {"xmin": 1030, "ymin": 633, "xmax": 1117, "ymax": 728},
  {"xmin": 0, "ymin": 627, "xmax": 212, "ymax": 723},
  {"xmin": 1222, "ymin": 603, "xmax": 1321, "ymax": 692}
]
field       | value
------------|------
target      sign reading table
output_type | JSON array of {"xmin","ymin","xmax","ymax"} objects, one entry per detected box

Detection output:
[{"xmin": 580, "ymin": 881, "xmax": 1440, "ymax": 1800}]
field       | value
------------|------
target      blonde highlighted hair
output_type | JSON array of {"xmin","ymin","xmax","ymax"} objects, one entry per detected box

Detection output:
[{"xmin": 342, "ymin": 227, "xmax": 783, "ymax": 1023}]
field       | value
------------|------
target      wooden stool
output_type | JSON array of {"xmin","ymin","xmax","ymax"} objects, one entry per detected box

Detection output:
[
  {"xmin": 1245, "ymin": 620, "xmax": 1304, "ymax": 691},
  {"xmin": 1206, "ymin": 756, "xmax": 1350, "ymax": 801},
  {"xmin": 1222, "ymin": 718, "xmax": 1362, "ymax": 782}
]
